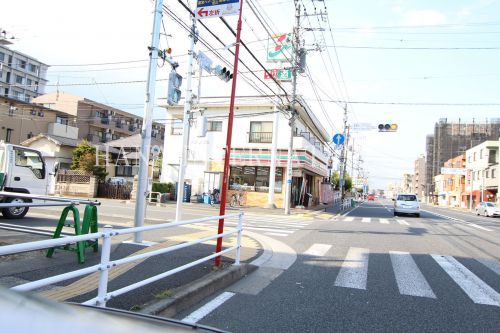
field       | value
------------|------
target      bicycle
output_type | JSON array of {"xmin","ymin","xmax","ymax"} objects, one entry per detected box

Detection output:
[
  {"xmin": 230, "ymin": 191, "xmax": 244, "ymax": 207},
  {"xmin": 209, "ymin": 188, "xmax": 220, "ymax": 206}
]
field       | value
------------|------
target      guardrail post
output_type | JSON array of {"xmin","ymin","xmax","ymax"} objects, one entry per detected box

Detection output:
[
  {"xmin": 96, "ymin": 225, "xmax": 113, "ymax": 307},
  {"xmin": 235, "ymin": 211, "xmax": 244, "ymax": 266}
]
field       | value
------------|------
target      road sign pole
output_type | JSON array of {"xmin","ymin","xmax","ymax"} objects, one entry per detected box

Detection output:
[{"xmin": 215, "ymin": 0, "xmax": 244, "ymax": 267}]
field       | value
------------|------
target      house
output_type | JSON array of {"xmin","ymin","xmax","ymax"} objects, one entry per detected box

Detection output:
[{"xmin": 159, "ymin": 101, "xmax": 332, "ymax": 208}]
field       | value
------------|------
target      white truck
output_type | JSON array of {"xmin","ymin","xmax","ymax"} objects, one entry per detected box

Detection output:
[{"xmin": 0, "ymin": 141, "xmax": 58, "ymax": 218}]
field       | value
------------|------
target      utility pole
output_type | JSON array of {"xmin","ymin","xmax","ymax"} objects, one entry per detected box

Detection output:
[
  {"xmin": 175, "ymin": 18, "xmax": 197, "ymax": 222},
  {"xmin": 284, "ymin": 1, "xmax": 301, "ymax": 215},
  {"xmin": 133, "ymin": 0, "xmax": 164, "ymax": 243},
  {"xmin": 339, "ymin": 105, "xmax": 348, "ymax": 201}
]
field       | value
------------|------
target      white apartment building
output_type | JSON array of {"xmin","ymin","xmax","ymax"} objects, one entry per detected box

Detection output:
[
  {"xmin": 160, "ymin": 102, "xmax": 332, "ymax": 208},
  {"xmin": 0, "ymin": 45, "xmax": 48, "ymax": 103},
  {"xmin": 465, "ymin": 139, "xmax": 499, "ymax": 207}
]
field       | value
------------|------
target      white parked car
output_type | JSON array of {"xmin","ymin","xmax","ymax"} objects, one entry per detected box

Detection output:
[
  {"xmin": 393, "ymin": 193, "xmax": 420, "ymax": 217},
  {"xmin": 475, "ymin": 202, "xmax": 500, "ymax": 217}
]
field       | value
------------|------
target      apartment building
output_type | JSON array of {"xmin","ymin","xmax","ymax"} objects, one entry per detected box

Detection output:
[
  {"xmin": 401, "ymin": 173, "xmax": 414, "ymax": 193},
  {"xmin": 425, "ymin": 118, "xmax": 500, "ymax": 199},
  {"xmin": 0, "ymin": 95, "xmax": 77, "ymax": 145},
  {"xmin": 413, "ymin": 154, "xmax": 426, "ymax": 200},
  {"xmin": 433, "ymin": 155, "xmax": 465, "ymax": 207},
  {"xmin": 32, "ymin": 92, "xmax": 165, "ymax": 144},
  {"xmin": 464, "ymin": 140, "xmax": 499, "ymax": 208},
  {"xmin": 160, "ymin": 101, "xmax": 332, "ymax": 208},
  {"xmin": 0, "ymin": 45, "xmax": 48, "ymax": 103}
]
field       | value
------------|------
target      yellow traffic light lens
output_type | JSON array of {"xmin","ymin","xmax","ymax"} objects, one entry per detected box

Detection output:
[{"xmin": 391, "ymin": 124, "xmax": 398, "ymax": 130}]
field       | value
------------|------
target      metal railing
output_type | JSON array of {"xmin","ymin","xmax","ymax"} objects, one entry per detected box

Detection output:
[
  {"xmin": 0, "ymin": 191, "xmax": 100, "ymax": 208},
  {"xmin": 340, "ymin": 198, "xmax": 352, "ymax": 210},
  {"xmin": 249, "ymin": 131, "xmax": 273, "ymax": 143},
  {"xmin": 0, "ymin": 212, "xmax": 244, "ymax": 307}
]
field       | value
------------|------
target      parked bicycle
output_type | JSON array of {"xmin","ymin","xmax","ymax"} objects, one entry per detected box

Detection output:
[
  {"xmin": 230, "ymin": 191, "xmax": 244, "ymax": 207},
  {"xmin": 209, "ymin": 188, "xmax": 220, "ymax": 206}
]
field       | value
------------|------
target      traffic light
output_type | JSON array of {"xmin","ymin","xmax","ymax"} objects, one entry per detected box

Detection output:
[
  {"xmin": 378, "ymin": 123, "xmax": 398, "ymax": 132},
  {"xmin": 167, "ymin": 70, "xmax": 183, "ymax": 105},
  {"xmin": 214, "ymin": 65, "xmax": 233, "ymax": 82}
]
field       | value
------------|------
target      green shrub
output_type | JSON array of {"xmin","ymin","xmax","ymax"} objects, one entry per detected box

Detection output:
[{"xmin": 152, "ymin": 182, "xmax": 173, "ymax": 193}]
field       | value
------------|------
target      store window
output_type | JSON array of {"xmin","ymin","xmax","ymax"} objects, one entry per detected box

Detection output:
[{"xmin": 229, "ymin": 166, "xmax": 282, "ymax": 193}]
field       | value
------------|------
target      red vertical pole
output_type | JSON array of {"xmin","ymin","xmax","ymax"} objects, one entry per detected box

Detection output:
[{"xmin": 215, "ymin": 0, "xmax": 244, "ymax": 267}]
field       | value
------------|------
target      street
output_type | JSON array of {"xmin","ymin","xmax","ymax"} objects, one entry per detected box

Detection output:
[{"xmin": 173, "ymin": 200, "xmax": 500, "ymax": 332}]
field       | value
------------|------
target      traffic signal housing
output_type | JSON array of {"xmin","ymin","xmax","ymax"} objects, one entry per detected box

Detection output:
[
  {"xmin": 214, "ymin": 65, "xmax": 233, "ymax": 82},
  {"xmin": 378, "ymin": 123, "xmax": 398, "ymax": 132},
  {"xmin": 167, "ymin": 70, "xmax": 183, "ymax": 105}
]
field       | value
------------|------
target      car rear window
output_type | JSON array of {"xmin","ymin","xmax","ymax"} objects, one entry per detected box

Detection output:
[
  {"xmin": 397, "ymin": 195, "xmax": 417, "ymax": 201},
  {"xmin": 486, "ymin": 202, "xmax": 494, "ymax": 207}
]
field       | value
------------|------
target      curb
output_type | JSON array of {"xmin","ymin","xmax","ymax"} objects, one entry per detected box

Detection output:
[{"xmin": 139, "ymin": 263, "xmax": 258, "ymax": 318}]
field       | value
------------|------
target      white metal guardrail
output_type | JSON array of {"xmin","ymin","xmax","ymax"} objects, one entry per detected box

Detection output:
[
  {"xmin": 340, "ymin": 199, "xmax": 352, "ymax": 210},
  {"xmin": 0, "ymin": 212, "xmax": 244, "ymax": 307},
  {"xmin": 0, "ymin": 191, "xmax": 100, "ymax": 208}
]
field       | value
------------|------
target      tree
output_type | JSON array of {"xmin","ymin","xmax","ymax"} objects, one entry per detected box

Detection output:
[
  {"xmin": 330, "ymin": 171, "xmax": 352, "ymax": 192},
  {"xmin": 71, "ymin": 140, "xmax": 108, "ymax": 181}
]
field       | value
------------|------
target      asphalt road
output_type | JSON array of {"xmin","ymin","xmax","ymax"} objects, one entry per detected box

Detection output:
[
  {"xmin": 175, "ymin": 199, "xmax": 500, "ymax": 332},
  {"xmin": 2, "ymin": 200, "xmax": 500, "ymax": 331}
]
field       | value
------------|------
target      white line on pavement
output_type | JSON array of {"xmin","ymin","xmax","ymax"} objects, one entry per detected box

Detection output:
[
  {"xmin": 396, "ymin": 219, "xmax": 409, "ymax": 226},
  {"xmin": 464, "ymin": 223, "xmax": 492, "ymax": 232},
  {"xmin": 304, "ymin": 244, "xmax": 332, "ymax": 257},
  {"xmin": 264, "ymin": 232, "xmax": 289, "ymax": 237},
  {"xmin": 432, "ymin": 255, "xmax": 500, "ymax": 307},
  {"xmin": 477, "ymin": 258, "xmax": 500, "ymax": 276},
  {"xmin": 182, "ymin": 292, "xmax": 235, "ymax": 323},
  {"xmin": 334, "ymin": 247, "xmax": 370, "ymax": 290},
  {"xmin": 390, "ymin": 251, "xmax": 436, "ymax": 298},
  {"xmin": 344, "ymin": 217, "xmax": 354, "ymax": 222},
  {"xmin": 242, "ymin": 226, "xmax": 295, "ymax": 233},
  {"xmin": 380, "ymin": 218, "xmax": 389, "ymax": 224},
  {"xmin": 361, "ymin": 217, "xmax": 371, "ymax": 223}
]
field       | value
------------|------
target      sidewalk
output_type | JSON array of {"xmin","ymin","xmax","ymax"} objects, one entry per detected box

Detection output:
[{"xmin": 0, "ymin": 224, "xmax": 262, "ymax": 316}]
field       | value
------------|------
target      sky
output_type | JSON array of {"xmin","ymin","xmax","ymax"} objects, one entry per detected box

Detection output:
[{"xmin": 2, "ymin": 0, "xmax": 500, "ymax": 189}]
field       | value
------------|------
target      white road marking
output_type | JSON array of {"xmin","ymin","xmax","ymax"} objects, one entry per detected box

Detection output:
[
  {"xmin": 380, "ymin": 218, "xmax": 389, "ymax": 224},
  {"xmin": 334, "ymin": 247, "xmax": 370, "ymax": 290},
  {"xmin": 240, "ymin": 226, "xmax": 295, "ymax": 233},
  {"xmin": 390, "ymin": 251, "xmax": 436, "ymax": 298},
  {"xmin": 432, "ymin": 255, "xmax": 500, "ymax": 307},
  {"xmin": 344, "ymin": 217, "xmax": 354, "ymax": 222},
  {"xmin": 264, "ymin": 232, "xmax": 289, "ymax": 237},
  {"xmin": 304, "ymin": 244, "xmax": 332, "ymax": 257},
  {"xmin": 182, "ymin": 292, "xmax": 235, "ymax": 323},
  {"xmin": 464, "ymin": 223, "xmax": 492, "ymax": 232},
  {"xmin": 361, "ymin": 217, "xmax": 371, "ymax": 223},
  {"xmin": 477, "ymin": 258, "xmax": 500, "ymax": 276},
  {"xmin": 396, "ymin": 219, "xmax": 409, "ymax": 225}
]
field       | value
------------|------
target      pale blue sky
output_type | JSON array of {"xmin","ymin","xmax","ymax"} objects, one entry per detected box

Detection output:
[{"xmin": 2, "ymin": 0, "xmax": 500, "ymax": 188}]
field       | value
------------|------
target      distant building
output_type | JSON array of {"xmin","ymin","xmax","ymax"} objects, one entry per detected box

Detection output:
[
  {"xmin": 0, "ymin": 45, "xmax": 48, "ymax": 102},
  {"xmin": 33, "ymin": 92, "xmax": 165, "ymax": 145},
  {"xmin": 425, "ymin": 118, "xmax": 500, "ymax": 199},
  {"xmin": 464, "ymin": 140, "xmax": 499, "ymax": 208},
  {"xmin": 413, "ymin": 154, "xmax": 426, "ymax": 200},
  {"xmin": 433, "ymin": 155, "xmax": 465, "ymax": 207},
  {"xmin": 401, "ymin": 173, "xmax": 414, "ymax": 193}
]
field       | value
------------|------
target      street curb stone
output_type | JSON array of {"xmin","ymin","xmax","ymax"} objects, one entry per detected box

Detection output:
[{"xmin": 139, "ymin": 263, "xmax": 258, "ymax": 317}]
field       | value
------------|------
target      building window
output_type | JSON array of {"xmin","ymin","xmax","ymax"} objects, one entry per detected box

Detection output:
[
  {"xmin": 492, "ymin": 169, "xmax": 496, "ymax": 179},
  {"xmin": 207, "ymin": 121, "xmax": 222, "ymax": 132},
  {"xmin": 29, "ymin": 64, "xmax": 38, "ymax": 74},
  {"xmin": 0, "ymin": 52, "xmax": 4, "ymax": 62},
  {"xmin": 17, "ymin": 59, "xmax": 26, "ymax": 69},
  {"xmin": 56, "ymin": 116, "xmax": 69, "ymax": 125},
  {"xmin": 15, "ymin": 75, "xmax": 24, "ymax": 85},
  {"xmin": 26, "ymin": 78, "xmax": 32, "ymax": 87},
  {"xmin": 249, "ymin": 121, "xmax": 273, "ymax": 143},
  {"xmin": 489, "ymin": 149, "xmax": 497, "ymax": 164},
  {"xmin": 467, "ymin": 155, "xmax": 471, "ymax": 163},
  {"xmin": 480, "ymin": 149, "xmax": 483, "ymax": 159},
  {"xmin": 229, "ymin": 166, "xmax": 283, "ymax": 193},
  {"xmin": 5, "ymin": 128, "xmax": 13, "ymax": 143},
  {"xmin": 486, "ymin": 170, "xmax": 489, "ymax": 178},
  {"xmin": 473, "ymin": 152, "xmax": 476, "ymax": 161},
  {"xmin": 171, "ymin": 119, "xmax": 183, "ymax": 135}
]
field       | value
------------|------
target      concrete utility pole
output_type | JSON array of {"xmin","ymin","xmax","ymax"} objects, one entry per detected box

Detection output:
[
  {"xmin": 267, "ymin": 107, "xmax": 280, "ymax": 208},
  {"xmin": 133, "ymin": 0, "xmax": 164, "ymax": 243},
  {"xmin": 284, "ymin": 1, "xmax": 301, "ymax": 215},
  {"xmin": 339, "ymin": 105, "xmax": 348, "ymax": 200},
  {"xmin": 175, "ymin": 18, "xmax": 197, "ymax": 222}
]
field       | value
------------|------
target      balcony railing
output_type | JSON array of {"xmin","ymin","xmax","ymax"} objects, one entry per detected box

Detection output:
[
  {"xmin": 101, "ymin": 117, "xmax": 110, "ymax": 125},
  {"xmin": 249, "ymin": 131, "xmax": 272, "ymax": 143}
]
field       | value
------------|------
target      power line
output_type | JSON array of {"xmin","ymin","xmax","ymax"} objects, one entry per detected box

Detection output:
[
  {"xmin": 329, "ymin": 45, "xmax": 500, "ymax": 50},
  {"xmin": 307, "ymin": 99, "xmax": 500, "ymax": 106}
]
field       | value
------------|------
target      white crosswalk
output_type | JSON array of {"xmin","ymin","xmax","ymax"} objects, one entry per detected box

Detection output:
[
  {"xmin": 197, "ymin": 214, "xmax": 313, "ymax": 238},
  {"xmin": 333, "ymin": 216, "xmax": 413, "ymax": 225},
  {"xmin": 328, "ymin": 246, "xmax": 500, "ymax": 307}
]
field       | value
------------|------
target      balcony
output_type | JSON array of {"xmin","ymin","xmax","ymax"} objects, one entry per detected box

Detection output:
[
  {"xmin": 48, "ymin": 123, "xmax": 79, "ymax": 139},
  {"xmin": 129, "ymin": 124, "xmax": 138, "ymax": 132},
  {"xmin": 249, "ymin": 132, "xmax": 272, "ymax": 143},
  {"xmin": 101, "ymin": 117, "xmax": 110, "ymax": 125}
]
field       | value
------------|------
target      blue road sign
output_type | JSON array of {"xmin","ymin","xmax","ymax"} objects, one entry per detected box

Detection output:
[{"xmin": 332, "ymin": 133, "xmax": 345, "ymax": 145}]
